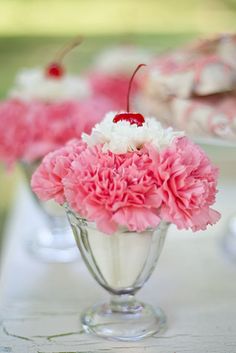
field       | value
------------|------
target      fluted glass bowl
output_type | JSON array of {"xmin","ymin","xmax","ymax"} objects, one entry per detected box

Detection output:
[{"xmin": 66, "ymin": 206, "xmax": 170, "ymax": 341}]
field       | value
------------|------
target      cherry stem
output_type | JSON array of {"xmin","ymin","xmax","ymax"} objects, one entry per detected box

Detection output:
[
  {"xmin": 55, "ymin": 36, "xmax": 83, "ymax": 63},
  {"xmin": 127, "ymin": 63, "xmax": 146, "ymax": 112}
]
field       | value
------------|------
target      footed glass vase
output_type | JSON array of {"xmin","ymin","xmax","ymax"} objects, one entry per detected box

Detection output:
[
  {"xmin": 66, "ymin": 207, "xmax": 169, "ymax": 341},
  {"xmin": 21, "ymin": 163, "xmax": 79, "ymax": 263}
]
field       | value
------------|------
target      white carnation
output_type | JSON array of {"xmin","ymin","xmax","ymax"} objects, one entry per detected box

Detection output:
[
  {"xmin": 82, "ymin": 111, "xmax": 184, "ymax": 154},
  {"xmin": 9, "ymin": 68, "xmax": 91, "ymax": 103}
]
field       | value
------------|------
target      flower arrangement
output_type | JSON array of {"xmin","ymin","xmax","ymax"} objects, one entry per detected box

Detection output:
[
  {"xmin": 139, "ymin": 33, "xmax": 236, "ymax": 141},
  {"xmin": 31, "ymin": 113, "xmax": 220, "ymax": 234},
  {"xmin": 0, "ymin": 38, "xmax": 114, "ymax": 166},
  {"xmin": 32, "ymin": 64, "xmax": 220, "ymax": 235},
  {"xmin": 31, "ymin": 63, "xmax": 221, "ymax": 342},
  {"xmin": 0, "ymin": 97, "xmax": 114, "ymax": 166}
]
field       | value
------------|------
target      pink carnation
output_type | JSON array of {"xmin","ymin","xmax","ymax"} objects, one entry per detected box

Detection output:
[
  {"xmin": 0, "ymin": 97, "xmax": 113, "ymax": 164},
  {"xmin": 31, "ymin": 140, "xmax": 86, "ymax": 204},
  {"xmin": 25, "ymin": 98, "xmax": 114, "ymax": 162},
  {"xmin": 63, "ymin": 146, "xmax": 162, "ymax": 234},
  {"xmin": 31, "ymin": 137, "xmax": 220, "ymax": 234},
  {"xmin": 0, "ymin": 100, "xmax": 29, "ymax": 167},
  {"xmin": 151, "ymin": 137, "xmax": 220, "ymax": 231},
  {"xmin": 23, "ymin": 101, "xmax": 83, "ymax": 162},
  {"xmin": 89, "ymin": 73, "xmax": 139, "ymax": 110}
]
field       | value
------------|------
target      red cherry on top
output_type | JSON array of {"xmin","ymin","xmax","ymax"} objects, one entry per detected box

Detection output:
[
  {"xmin": 113, "ymin": 112, "xmax": 145, "ymax": 126},
  {"xmin": 113, "ymin": 63, "xmax": 146, "ymax": 127},
  {"xmin": 46, "ymin": 62, "xmax": 64, "ymax": 79}
]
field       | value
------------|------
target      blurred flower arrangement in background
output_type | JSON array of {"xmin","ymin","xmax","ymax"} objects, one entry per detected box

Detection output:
[{"xmin": 138, "ymin": 33, "xmax": 236, "ymax": 142}]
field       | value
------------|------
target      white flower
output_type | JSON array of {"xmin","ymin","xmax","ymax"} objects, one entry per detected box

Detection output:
[
  {"xmin": 93, "ymin": 46, "xmax": 152, "ymax": 76},
  {"xmin": 9, "ymin": 68, "xmax": 91, "ymax": 103},
  {"xmin": 82, "ymin": 111, "xmax": 184, "ymax": 154}
]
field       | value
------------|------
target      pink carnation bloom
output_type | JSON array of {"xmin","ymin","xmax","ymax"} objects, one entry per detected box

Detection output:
[
  {"xmin": 0, "ymin": 100, "xmax": 29, "ymax": 167},
  {"xmin": 31, "ymin": 140, "xmax": 86, "ymax": 204},
  {"xmin": 25, "ymin": 98, "xmax": 114, "ymax": 162},
  {"xmin": 89, "ymin": 73, "xmax": 139, "ymax": 110},
  {"xmin": 31, "ymin": 137, "xmax": 220, "ymax": 234},
  {"xmin": 63, "ymin": 145, "xmax": 162, "ymax": 234},
  {"xmin": 23, "ymin": 101, "xmax": 84, "ymax": 162},
  {"xmin": 0, "ymin": 97, "xmax": 113, "ymax": 164},
  {"xmin": 151, "ymin": 137, "xmax": 220, "ymax": 231}
]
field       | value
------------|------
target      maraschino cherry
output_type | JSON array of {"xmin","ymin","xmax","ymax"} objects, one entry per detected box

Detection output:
[
  {"xmin": 45, "ymin": 36, "xmax": 83, "ymax": 79},
  {"xmin": 46, "ymin": 62, "xmax": 64, "ymax": 78},
  {"xmin": 113, "ymin": 63, "xmax": 146, "ymax": 127}
]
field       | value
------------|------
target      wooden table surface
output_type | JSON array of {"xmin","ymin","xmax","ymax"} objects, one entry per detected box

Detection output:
[{"xmin": 0, "ymin": 154, "xmax": 236, "ymax": 353}]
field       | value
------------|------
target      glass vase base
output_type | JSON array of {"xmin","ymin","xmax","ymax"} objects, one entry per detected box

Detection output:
[
  {"xmin": 81, "ymin": 301, "xmax": 167, "ymax": 341},
  {"xmin": 26, "ymin": 227, "xmax": 80, "ymax": 263}
]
